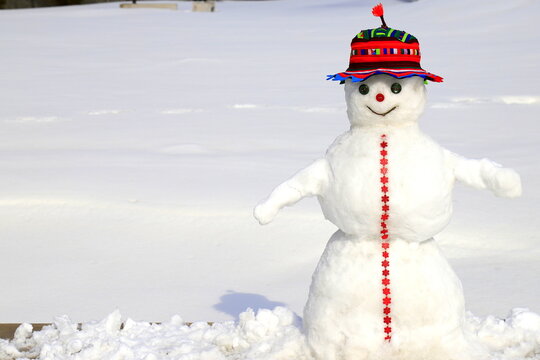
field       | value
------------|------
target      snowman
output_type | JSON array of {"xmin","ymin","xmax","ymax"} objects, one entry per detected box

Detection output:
[{"xmin": 254, "ymin": 4, "xmax": 522, "ymax": 360}]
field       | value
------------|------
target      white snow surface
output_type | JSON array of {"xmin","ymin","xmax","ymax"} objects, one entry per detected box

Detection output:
[{"xmin": 0, "ymin": 0, "xmax": 539, "ymax": 358}]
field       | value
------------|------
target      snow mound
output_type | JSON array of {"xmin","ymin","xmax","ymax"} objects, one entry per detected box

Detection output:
[
  {"xmin": 2, "ymin": 308, "xmax": 540, "ymax": 360},
  {"xmin": 0, "ymin": 308, "xmax": 310, "ymax": 360},
  {"xmin": 467, "ymin": 308, "xmax": 540, "ymax": 359}
]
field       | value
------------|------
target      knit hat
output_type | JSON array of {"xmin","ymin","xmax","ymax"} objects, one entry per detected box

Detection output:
[{"xmin": 327, "ymin": 4, "xmax": 443, "ymax": 83}]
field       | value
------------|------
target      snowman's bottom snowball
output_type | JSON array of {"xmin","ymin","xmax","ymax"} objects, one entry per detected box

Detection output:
[
  {"xmin": 303, "ymin": 234, "xmax": 475, "ymax": 360},
  {"xmin": 2, "ymin": 308, "xmax": 540, "ymax": 360}
]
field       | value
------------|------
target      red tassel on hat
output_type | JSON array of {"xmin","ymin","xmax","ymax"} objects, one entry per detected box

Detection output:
[
  {"xmin": 372, "ymin": 3, "xmax": 388, "ymax": 28},
  {"xmin": 372, "ymin": 3, "xmax": 384, "ymax": 17}
]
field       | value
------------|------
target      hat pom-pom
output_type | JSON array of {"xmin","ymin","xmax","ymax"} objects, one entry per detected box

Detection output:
[
  {"xmin": 372, "ymin": 3, "xmax": 388, "ymax": 28},
  {"xmin": 372, "ymin": 3, "xmax": 384, "ymax": 17}
]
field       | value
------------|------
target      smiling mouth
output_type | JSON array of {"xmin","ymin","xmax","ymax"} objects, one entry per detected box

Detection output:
[{"xmin": 367, "ymin": 106, "xmax": 398, "ymax": 116}]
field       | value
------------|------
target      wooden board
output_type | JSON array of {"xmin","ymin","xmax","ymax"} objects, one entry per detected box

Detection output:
[
  {"xmin": 192, "ymin": 1, "xmax": 215, "ymax": 12},
  {"xmin": 0, "ymin": 322, "xmax": 213, "ymax": 340},
  {"xmin": 0, "ymin": 324, "xmax": 49, "ymax": 340}
]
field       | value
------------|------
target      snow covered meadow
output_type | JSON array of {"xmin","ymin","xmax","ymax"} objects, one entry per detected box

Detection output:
[{"xmin": 0, "ymin": 0, "xmax": 539, "ymax": 358}]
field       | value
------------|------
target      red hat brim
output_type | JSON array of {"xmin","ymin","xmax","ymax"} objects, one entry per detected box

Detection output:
[{"xmin": 327, "ymin": 68, "xmax": 443, "ymax": 83}]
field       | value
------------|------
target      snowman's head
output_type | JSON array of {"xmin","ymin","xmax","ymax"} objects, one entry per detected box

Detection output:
[{"xmin": 344, "ymin": 75, "xmax": 427, "ymax": 128}]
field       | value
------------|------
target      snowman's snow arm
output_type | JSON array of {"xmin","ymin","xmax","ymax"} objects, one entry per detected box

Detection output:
[
  {"xmin": 254, "ymin": 158, "xmax": 331, "ymax": 225},
  {"xmin": 448, "ymin": 152, "xmax": 522, "ymax": 198}
]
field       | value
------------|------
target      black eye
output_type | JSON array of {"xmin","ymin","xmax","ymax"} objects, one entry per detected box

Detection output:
[
  {"xmin": 391, "ymin": 83, "xmax": 402, "ymax": 94},
  {"xmin": 359, "ymin": 84, "xmax": 369, "ymax": 95}
]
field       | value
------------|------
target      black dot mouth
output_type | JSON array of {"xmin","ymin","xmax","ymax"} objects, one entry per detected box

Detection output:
[{"xmin": 367, "ymin": 105, "xmax": 398, "ymax": 116}]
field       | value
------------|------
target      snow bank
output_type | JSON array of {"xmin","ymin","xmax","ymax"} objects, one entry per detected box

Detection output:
[
  {"xmin": 0, "ymin": 308, "xmax": 309, "ymax": 360},
  {"xmin": 1, "ymin": 308, "xmax": 540, "ymax": 360},
  {"xmin": 467, "ymin": 308, "xmax": 540, "ymax": 360}
]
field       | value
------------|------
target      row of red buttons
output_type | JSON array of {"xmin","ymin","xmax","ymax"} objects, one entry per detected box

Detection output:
[{"xmin": 379, "ymin": 134, "xmax": 392, "ymax": 342}]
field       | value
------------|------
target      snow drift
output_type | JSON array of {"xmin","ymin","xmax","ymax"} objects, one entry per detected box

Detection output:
[{"xmin": 1, "ymin": 308, "xmax": 540, "ymax": 360}]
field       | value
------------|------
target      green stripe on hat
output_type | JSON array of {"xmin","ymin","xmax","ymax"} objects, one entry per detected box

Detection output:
[{"xmin": 400, "ymin": 32, "xmax": 409, "ymax": 42}]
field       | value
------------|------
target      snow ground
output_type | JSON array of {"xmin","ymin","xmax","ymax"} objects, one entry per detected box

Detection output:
[
  {"xmin": 0, "ymin": 0, "xmax": 538, "ymax": 352},
  {"xmin": 2, "ymin": 308, "xmax": 540, "ymax": 359}
]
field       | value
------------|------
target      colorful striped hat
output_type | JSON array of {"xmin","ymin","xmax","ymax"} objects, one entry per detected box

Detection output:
[{"xmin": 327, "ymin": 4, "xmax": 443, "ymax": 83}]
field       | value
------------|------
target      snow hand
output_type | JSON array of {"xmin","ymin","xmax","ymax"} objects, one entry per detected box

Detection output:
[{"xmin": 254, "ymin": 203, "xmax": 279, "ymax": 225}]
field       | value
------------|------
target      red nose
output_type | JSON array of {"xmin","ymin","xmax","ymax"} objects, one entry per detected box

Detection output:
[{"xmin": 376, "ymin": 93, "xmax": 385, "ymax": 102}]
